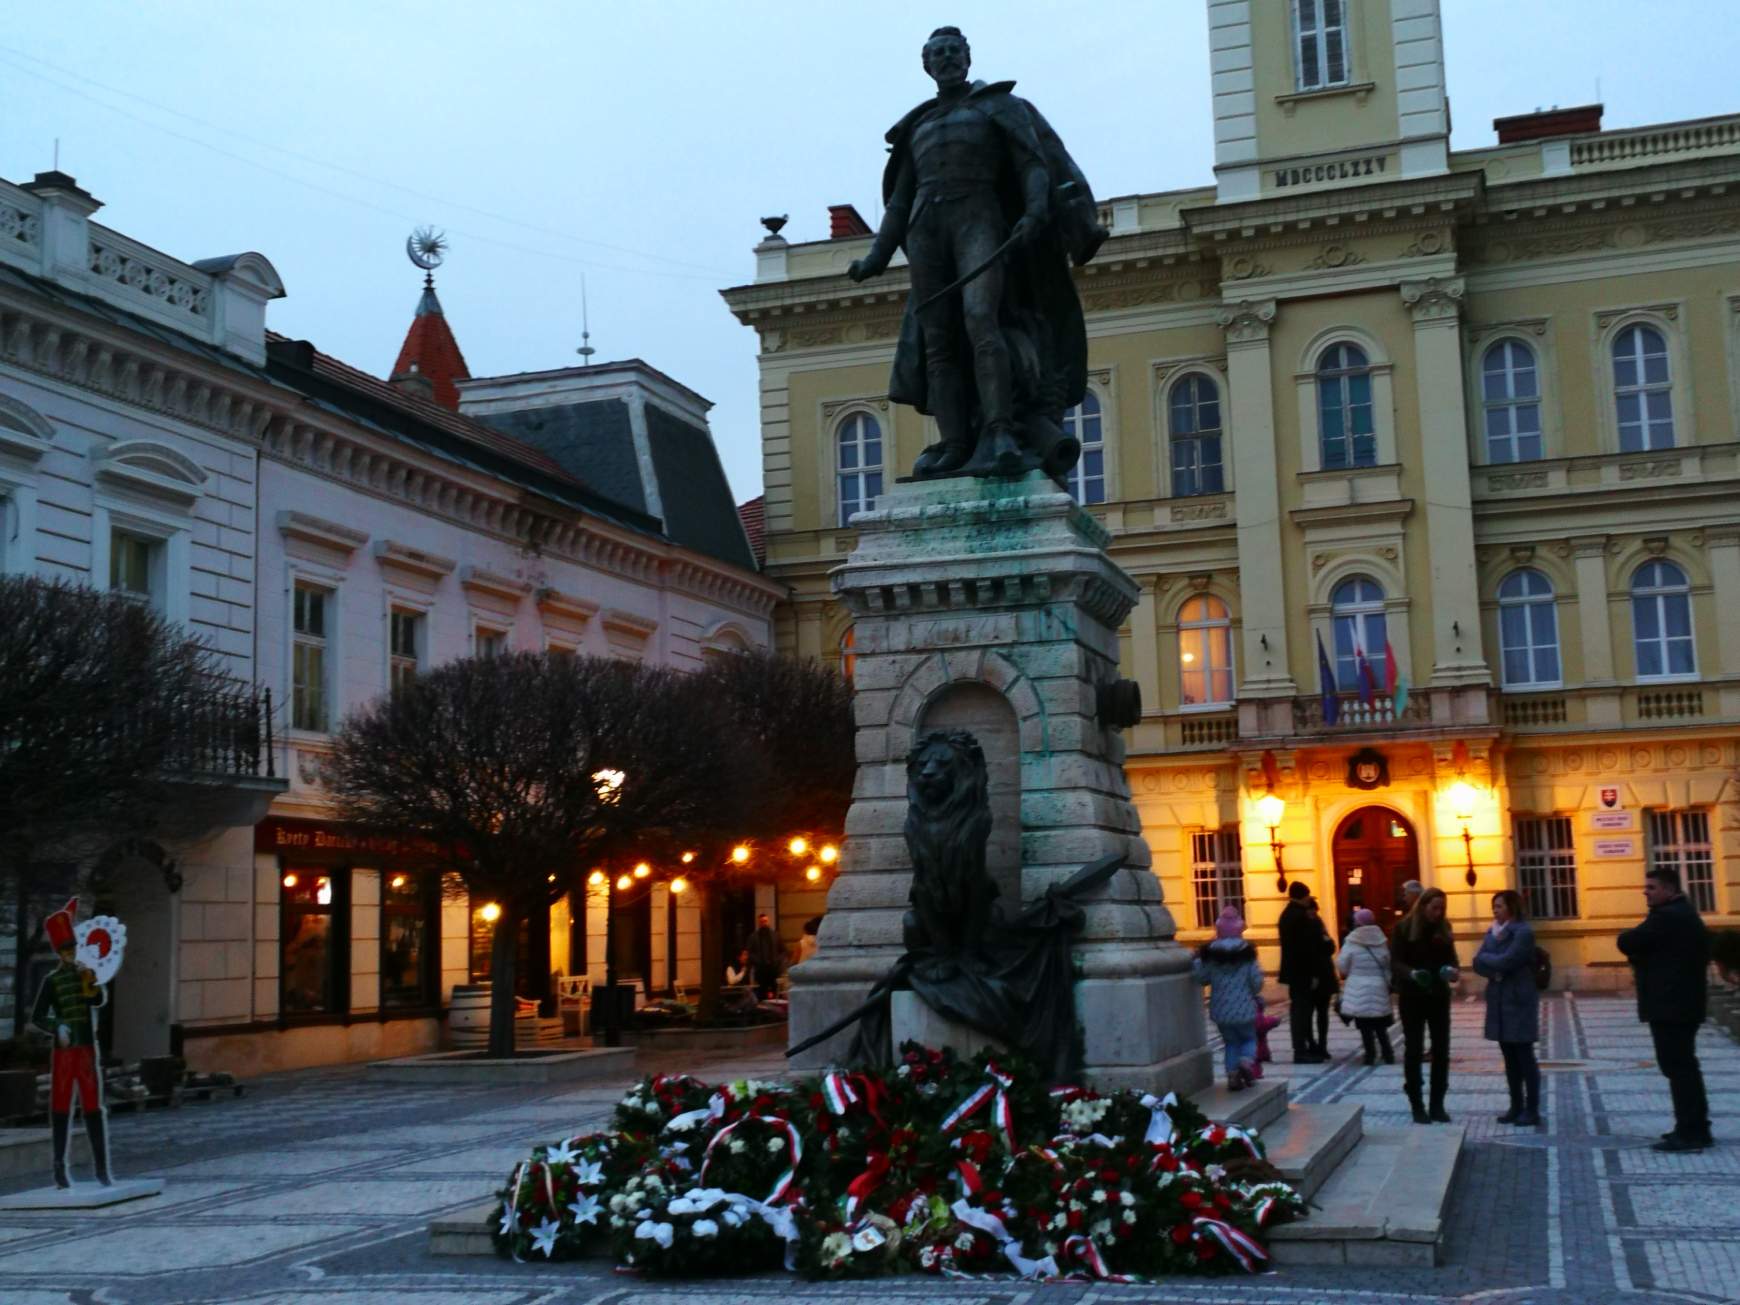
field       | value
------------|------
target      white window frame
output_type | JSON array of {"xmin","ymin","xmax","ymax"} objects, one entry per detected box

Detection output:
[
  {"xmin": 1497, "ymin": 569, "xmax": 1562, "ymax": 690},
  {"xmin": 1647, "ymin": 809, "xmax": 1717, "ymax": 914},
  {"xmin": 1190, "ymin": 828, "xmax": 1244, "ymax": 930},
  {"xmin": 291, "ymin": 580, "xmax": 333, "ymax": 734},
  {"xmin": 1295, "ymin": 329, "xmax": 1396, "ymax": 474},
  {"xmin": 1063, "ymin": 390, "xmax": 1107, "ymax": 505},
  {"xmin": 1292, "ymin": 0, "xmax": 1352, "ymax": 93},
  {"xmin": 1317, "ymin": 342, "xmax": 1377, "ymax": 470},
  {"xmin": 473, "ymin": 623, "xmax": 508, "ymax": 659},
  {"xmin": 1480, "ymin": 338, "xmax": 1544, "ymax": 464},
  {"xmin": 91, "ymin": 497, "xmax": 191, "ymax": 628},
  {"xmin": 1611, "ymin": 323, "xmax": 1676, "ymax": 453},
  {"xmin": 1515, "ymin": 815, "xmax": 1579, "ymax": 920},
  {"xmin": 0, "ymin": 395, "xmax": 49, "ymax": 576},
  {"xmin": 834, "ymin": 409, "xmax": 884, "ymax": 528},
  {"xmin": 1178, "ymin": 594, "xmax": 1235, "ymax": 710},
  {"xmin": 1630, "ymin": 559, "xmax": 1698, "ymax": 683},
  {"xmin": 388, "ymin": 604, "xmax": 426, "ymax": 695},
  {"xmin": 1330, "ymin": 576, "xmax": 1387, "ymax": 693},
  {"xmin": 1595, "ymin": 307, "xmax": 1694, "ymax": 455},
  {"xmin": 1166, "ymin": 372, "xmax": 1226, "ymax": 499}
]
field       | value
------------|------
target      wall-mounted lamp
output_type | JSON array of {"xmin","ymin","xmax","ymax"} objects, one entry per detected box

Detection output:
[
  {"xmin": 1259, "ymin": 634, "xmax": 1269, "ymax": 651},
  {"xmin": 1256, "ymin": 791, "xmax": 1288, "ymax": 892},
  {"xmin": 1452, "ymin": 620, "xmax": 1461, "ymax": 637},
  {"xmin": 1448, "ymin": 778, "xmax": 1478, "ymax": 887}
]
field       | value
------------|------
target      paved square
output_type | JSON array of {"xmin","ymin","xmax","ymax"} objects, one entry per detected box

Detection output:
[{"xmin": 0, "ymin": 997, "xmax": 1730, "ymax": 1303}]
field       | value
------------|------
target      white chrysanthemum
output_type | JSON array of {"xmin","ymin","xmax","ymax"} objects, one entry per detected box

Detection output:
[
  {"xmin": 767, "ymin": 1136, "xmax": 786, "ymax": 1153},
  {"xmin": 1119, "ymin": 1191, "xmax": 1135, "ymax": 1207},
  {"xmin": 729, "ymin": 1138, "xmax": 746, "ymax": 1154},
  {"xmin": 692, "ymin": 1218, "xmax": 719, "ymax": 1239},
  {"xmin": 953, "ymin": 1232, "xmax": 976, "ymax": 1251}
]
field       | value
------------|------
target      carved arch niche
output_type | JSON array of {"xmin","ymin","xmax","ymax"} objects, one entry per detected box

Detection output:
[{"xmin": 915, "ymin": 682, "xmax": 1022, "ymax": 909}]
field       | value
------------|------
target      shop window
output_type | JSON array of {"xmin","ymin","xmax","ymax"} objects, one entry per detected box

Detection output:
[
  {"xmin": 1481, "ymin": 340, "xmax": 1543, "ymax": 463},
  {"xmin": 292, "ymin": 584, "xmax": 330, "ymax": 732},
  {"xmin": 1497, "ymin": 569, "xmax": 1560, "ymax": 688},
  {"xmin": 1168, "ymin": 374, "xmax": 1224, "ymax": 497},
  {"xmin": 1647, "ymin": 809, "xmax": 1716, "ymax": 913},
  {"xmin": 1294, "ymin": 0, "xmax": 1350, "ymax": 92},
  {"xmin": 1063, "ymin": 391, "xmax": 1106, "ymax": 504},
  {"xmin": 1317, "ymin": 343, "xmax": 1375, "ymax": 469},
  {"xmin": 1631, "ymin": 560, "xmax": 1696, "ymax": 681},
  {"xmin": 380, "ymin": 871, "xmax": 435, "ymax": 1007},
  {"xmin": 1330, "ymin": 576, "xmax": 1386, "ymax": 692},
  {"xmin": 1612, "ymin": 324, "xmax": 1675, "ymax": 452},
  {"xmin": 836, "ymin": 412, "xmax": 883, "ymax": 526},
  {"xmin": 390, "ymin": 609, "xmax": 422, "ymax": 694},
  {"xmin": 281, "ymin": 869, "xmax": 341, "ymax": 1014},
  {"xmin": 1515, "ymin": 817, "xmax": 1579, "ymax": 920},
  {"xmin": 1190, "ymin": 828, "xmax": 1244, "ymax": 929},
  {"xmin": 1178, "ymin": 595, "xmax": 1234, "ymax": 707}
]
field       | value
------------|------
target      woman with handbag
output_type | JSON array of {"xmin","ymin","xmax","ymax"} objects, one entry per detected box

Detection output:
[
  {"xmin": 1392, "ymin": 887, "xmax": 1461, "ymax": 1124},
  {"xmin": 1473, "ymin": 889, "xmax": 1543, "ymax": 1127},
  {"xmin": 1336, "ymin": 907, "xmax": 1395, "ymax": 1065}
]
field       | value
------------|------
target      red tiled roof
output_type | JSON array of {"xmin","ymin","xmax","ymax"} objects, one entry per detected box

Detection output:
[
  {"xmin": 737, "ymin": 494, "xmax": 766, "ymax": 566},
  {"xmin": 390, "ymin": 279, "xmax": 470, "ymax": 410}
]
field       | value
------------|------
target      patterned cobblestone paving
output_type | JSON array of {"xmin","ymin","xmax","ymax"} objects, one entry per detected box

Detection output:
[{"xmin": 0, "ymin": 995, "xmax": 1732, "ymax": 1303}]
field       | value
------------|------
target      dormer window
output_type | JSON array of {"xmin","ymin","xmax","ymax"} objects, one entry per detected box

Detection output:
[{"xmin": 1294, "ymin": 0, "xmax": 1351, "ymax": 92}]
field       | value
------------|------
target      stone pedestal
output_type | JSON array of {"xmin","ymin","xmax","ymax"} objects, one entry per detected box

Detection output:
[{"xmin": 789, "ymin": 472, "xmax": 1211, "ymax": 1094}]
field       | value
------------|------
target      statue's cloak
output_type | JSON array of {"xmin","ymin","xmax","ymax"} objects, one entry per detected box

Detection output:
[{"xmin": 880, "ymin": 80, "xmax": 1105, "ymax": 422}]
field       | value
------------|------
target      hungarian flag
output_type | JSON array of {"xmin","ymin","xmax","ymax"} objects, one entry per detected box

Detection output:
[
  {"xmin": 1355, "ymin": 645, "xmax": 1379, "ymax": 706},
  {"xmin": 1385, "ymin": 639, "xmax": 1409, "ymax": 715},
  {"xmin": 1315, "ymin": 631, "xmax": 1339, "ymax": 725}
]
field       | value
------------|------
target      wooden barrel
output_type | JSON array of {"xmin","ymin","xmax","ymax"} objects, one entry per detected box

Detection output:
[{"xmin": 449, "ymin": 983, "xmax": 492, "ymax": 1050}]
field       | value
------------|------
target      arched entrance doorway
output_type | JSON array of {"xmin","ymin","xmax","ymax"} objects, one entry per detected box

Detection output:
[{"xmin": 1332, "ymin": 807, "xmax": 1419, "ymax": 935}]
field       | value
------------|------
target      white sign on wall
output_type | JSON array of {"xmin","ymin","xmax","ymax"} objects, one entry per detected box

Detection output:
[
  {"xmin": 1591, "ymin": 809, "xmax": 1636, "ymax": 832},
  {"xmin": 1592, "ymin": 837, "xmax": 1638, "ymax": 859}
]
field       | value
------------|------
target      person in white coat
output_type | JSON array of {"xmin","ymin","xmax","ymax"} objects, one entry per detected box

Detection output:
[{"xmin": 1336, "ymin": 907, "xmax": 1396, "ymax": 1066}]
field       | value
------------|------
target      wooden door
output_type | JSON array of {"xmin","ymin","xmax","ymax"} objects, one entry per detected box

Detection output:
[{"xmin": 1332, "ymin": 807, "xmax": 1419, "ymax": 936}]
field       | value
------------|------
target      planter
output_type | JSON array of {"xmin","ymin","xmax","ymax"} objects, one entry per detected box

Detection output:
[
  {"xmin": 449, "ymin": 983, "xmax": 491, "ymax": 1050},
  {"xmin": 368, "ymin": 1046, "xmax": 635, "ymax": 1086}
]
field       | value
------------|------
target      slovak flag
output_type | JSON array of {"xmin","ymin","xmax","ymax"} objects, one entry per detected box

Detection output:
[
  {"xmin": 1354, "ymin": 645, "xmax": 1379, "ymax": 705},
  {"xmin": 1385, "ymin": 639, "xmax": 1409, "ymax": 715},
  {"xmin": 1315, "ymin": 631, "xmax": 1339, "ymax": 725}
]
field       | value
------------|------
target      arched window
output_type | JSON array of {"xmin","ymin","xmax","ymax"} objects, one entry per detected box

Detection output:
[
  {"xmin": 1317, "ymin": 343, "xmax": 1375, "ymax": 470},
  {"xmin": 1178, "ymin": 595, "xmax": 1234, "ymax": 707},
  {"xmin": 837, "ymin": 412, "xmax": 883, "ymax": 526},
  {"xmin": 1063, "ymin": 392, "xmax": 1105, "ymax": 504},
  {"xmin": 1498, "ymin": 569, "xmax": 1560, "ymax": 688},
  {"xmin": 1482, "ymin": 340, "xmax": 1542, "ymax": 464},
  {"xmin": 1632, "ymin": 560, "xmax": 1696, "ymax": 680},
  {"xmin": 1330, "ymin": 577, "xmax": 1386, "ymax": 692},
  {"xmin": 1613, "ymin": 325, "xmax": 1674, "ymax": 452},
  {"xmin": 1168, "ymin": 375, "xmax": 1224, "ymax": 498}
]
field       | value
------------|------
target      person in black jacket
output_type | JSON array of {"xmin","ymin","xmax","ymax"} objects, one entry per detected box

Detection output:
[
  {"xmin": 1392, "ymin": 886, "xmax": 1460, "ymax": 1124},
  {"xmin": 1617, "ymin": 866, "xmax": 1712, "ymax": 1152},
  {"xmin": 1306, "ymin": 897, "xmax": 1339, "ymax": 1056},
  {"xmin": 1277, "ymin": 882, "xmax": 1327, "ymax": 1064}
]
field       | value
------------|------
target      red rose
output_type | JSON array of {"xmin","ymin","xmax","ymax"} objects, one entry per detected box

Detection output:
[
  {"xmin": 1099, "ymin": 1168, "xmax": 1120, "ymax": 1182},
  {"xmin": 1171, "ymin": 1222, "xmax": 1192, "ymax": 1245},
  {"xmin": 1116, "ymin": 1221, "xmax": 1135, "ymax": 1239},
  {"xmin": 1050, "ymin": 1179, "xmax": 1064, "ymax": 1193},
  {"xmin": 1180, "ymin": 1191, "xmax": 1203, "ymax": 1210},
  {"xmin": 1158, "ymin": 1155, "xmax": 1180, "ymax": 1173},
  {"xmin": 1124, "ymin": 1155, "xmax": 1140, "ymax": 1170},
  {"xmin": 981, "ymin": 1190, "xmax": 1002, "ymax": 1204},
  {"xmin": 1196, "ymin": 1239, "xmax": 1217, "ymax": 1260},
  {"xmin": 1207, "ymin": 1126, "xmax": 1226, "ymax": 1145},
  {"xmin": 1067, "ymin": 1210, "xmax": 1085, "ymax": 1229},
  {"xmin": 1214, "ymin": 1193, "xmax": 1231, "ymax": 1211},
  {"xmin": 809, "ymin": 1093, "xmax": 826, "ymax": 1112}
]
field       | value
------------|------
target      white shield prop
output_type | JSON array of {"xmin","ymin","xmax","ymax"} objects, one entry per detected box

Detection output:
[{"xmin": 74, "ymin": 917, "xmax": 127, "ymax": 986}]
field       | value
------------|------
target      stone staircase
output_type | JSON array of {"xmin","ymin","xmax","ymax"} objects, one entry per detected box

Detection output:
[{"xmin": 1198, "ymin": 1076, "xmax": 1465, "ymax": 1265}]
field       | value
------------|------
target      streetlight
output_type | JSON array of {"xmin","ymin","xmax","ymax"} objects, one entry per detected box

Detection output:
[
  {"xmin": 804, "ymin": 865, "xmax": 822, "ymax": 883},
  {"xmin": 789, "ymin": 837, "xmax": 809, "ymax": 856},
  {"xmin": 670, "ymin": 876, "xmax": 688, "ymax": 895},
  {"xmin": 587, "ymin": 869, "xmax": 606, "ymax": 888},
  {"xmin": 819, "ymin": 845, "xmax": 839, "ymax": 864},
  {"xmin": 681, "ymin": 851, "xmax": 696, "ymax": 864},
  {"xmin": 480, "ymin": 901, "xmax": 502, "ymax": 924},
  {"xmin": 632, "ymin": 862, "xmax": 651, "ymax": 879},
  {"xmin": 1449, "ymin": 779, "xmax": 1478, "ymax": 887},
  {"xmin": 1255, "ymin": 791, "xmax": 1288, "ymax": 893},
  {"xmin": 615, "ymin": 874, "xmax": 632, "ymax": 891},
  {"xmin": 731, "ymin": 845, "xmax": 751, "ymax": 865}
]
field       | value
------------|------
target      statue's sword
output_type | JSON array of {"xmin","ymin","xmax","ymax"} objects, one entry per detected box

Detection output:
[{"xmin": 914, "ymin": 229, "xmax": 1024, "ymax": 313}]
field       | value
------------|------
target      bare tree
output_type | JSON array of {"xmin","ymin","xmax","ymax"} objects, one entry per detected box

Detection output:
[
  {"xmin": 679, "ymin": 651, "xmax": 855, "ymax": 1021},
  {"xmin": 326, "ymin": 652, "xmax": 721, "ymax": 1056},
  {"xmin": 0, "ymin": 576, "xmax": 249, "ymax": 1029}
]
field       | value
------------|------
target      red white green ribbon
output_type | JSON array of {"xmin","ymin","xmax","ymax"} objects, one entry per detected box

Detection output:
[
  {"xmin": 699, "ymin": 1113, "xmax": 803, "ymax": 1206},
  {"xmin": 941, "ymin": 1061, "xmax": 1018, "ymax": 1152},
  {"xmin": 821, "ymin": 1071, "xmax": 859, "ymax": 1115},
  {"xmin": 843, "ymin": 1150, "xmax": 890, "ymax": 1219},
  {"xmin": 1061, "ymin": 1233, "xmax": 1133, "ymax": 1282},
  {"xmin": 1191, "ymin": 1215, "xmax": 1268, "ymax": 1273}
]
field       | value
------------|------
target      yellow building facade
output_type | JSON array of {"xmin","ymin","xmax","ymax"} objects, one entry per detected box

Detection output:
[{"xmin": 722, "ymin": 0, "xmax": 1740, "ymax": 986}]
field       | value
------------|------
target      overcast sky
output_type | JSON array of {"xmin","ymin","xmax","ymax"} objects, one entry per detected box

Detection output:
[{"xmin": 3, "ymin": 3, "xmax": 1736, "ymax": 504}]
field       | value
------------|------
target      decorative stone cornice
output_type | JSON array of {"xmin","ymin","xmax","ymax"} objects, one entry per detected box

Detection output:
[
  {"xmin": 1216, "ymin": 298, "xmax": 1276, "ymax": 345},
  {"xmin": 372, "ymin": 539, "xmax": 457, "ymax": 582},
  {"xmin": 277, "ymin": 510, "xmax": 368, "ymax": 556},
  {"xmin": 1400, "ymin": 276, "xmax": 1465, "ymax": 324},
  {"xmin": 460, "ymin": 564, "xmax": 532, "ymax": 604},
  {"xmin": 534, "ymin": 586, "xmax": 599, "ymax": 624}
]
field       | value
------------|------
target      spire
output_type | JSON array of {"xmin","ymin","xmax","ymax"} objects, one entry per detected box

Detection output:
[{"xmin": 390, "ymin": 228, "xmax": 470, "ymax": 410}]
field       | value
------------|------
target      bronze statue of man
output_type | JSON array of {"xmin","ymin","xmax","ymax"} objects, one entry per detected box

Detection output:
[{"xmin": 849, "ymin": 26, "xmax": 1107, "ymax": 481}]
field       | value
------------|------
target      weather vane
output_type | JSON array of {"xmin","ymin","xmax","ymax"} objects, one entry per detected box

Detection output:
[{"xmin": 406, "ymin": 226, "xmax": 447, "ymax": 284}]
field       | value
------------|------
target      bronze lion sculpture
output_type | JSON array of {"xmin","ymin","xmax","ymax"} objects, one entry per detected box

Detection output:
[{"xmin": 903, "ymin": 730, "xmax": 999, "ymax": 957}]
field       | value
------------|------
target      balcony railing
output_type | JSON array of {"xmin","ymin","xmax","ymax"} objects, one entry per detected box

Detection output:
[
  {"xmin": 158, "ymin": 683, "xmax": 277, "ymax": 782},
  {"xmin": 1293, "ymin": 691, "xmax": 1431, "ymax": 732}
]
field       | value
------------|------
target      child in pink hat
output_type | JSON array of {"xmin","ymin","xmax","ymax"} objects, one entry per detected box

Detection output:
[{"xmin": 1192, "ymin": 905, "xmax": 1265, "ymax": 1090}]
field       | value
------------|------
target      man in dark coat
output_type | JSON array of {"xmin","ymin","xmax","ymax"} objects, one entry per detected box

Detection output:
[
  {"xmin": 1276, "ymin": 882, "xmax": 1327, "ymax": 1063},
  {"xmin": 747, "ymin": 913, "xmax": 782, "ymax": 1001},
  {"xmin": 847, "ymin": 26, "xmax": 1106, "ymax": 481},
  {"xmin": 1617, "ymin": 866, "xmax": 1712, "ymax": 1151}
]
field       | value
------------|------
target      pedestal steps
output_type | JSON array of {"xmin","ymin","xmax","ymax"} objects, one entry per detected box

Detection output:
[{"xmin": 1260, "ymin": 1101, "xmax": 1365, "ymax": 1201}]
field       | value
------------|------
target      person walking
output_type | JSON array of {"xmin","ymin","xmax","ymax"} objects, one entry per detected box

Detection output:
[
  {"xmin": 1337, "ymin": 907, "xmax": 1395, "ymax": 1066},
  {"xmin": 1277, "ymin": 882, "xmax": 1327, "ymax": 1064},
  {"xmin": 1392, "ymin": 886, "xmax": 1460, "ymax": 1124},
  {"xmin": 1617, "ymin": 866, "xmax": 1712, "ymax": 1152},
  {"xmin": 747, "ymin": 913, "xmax": 783, "ymax": 1000},
  {"xmin": 1473, "ymin": 890, "xmax": 1542, "ymax": 1127},
  {"xmin": 1306, "ymin": 897, "xmax": 1339, "ymax": 1057},
  {"xmin": 1192, "ymin": 905, "xmax": 1266, "ymax": 1090}
]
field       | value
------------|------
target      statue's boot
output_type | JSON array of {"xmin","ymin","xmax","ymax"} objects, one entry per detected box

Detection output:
[
  {"xmin": 982, "ymin": 424, "xmax": 1027, "ymax": 477},
  {"xmin": 83, "ymin": 1110, "xmax": 113, "ymax": 1185},
  {"xmin": 50, "ymin": 1112, "xmax": 70, "ymax": 1188},
  {"xmin": 914, "ymin": 439, "xmax": 974, "ymax": 476}
]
